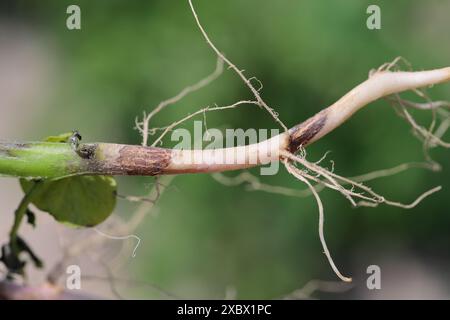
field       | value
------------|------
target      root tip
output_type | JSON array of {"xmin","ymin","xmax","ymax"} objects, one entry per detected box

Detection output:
[{"xmin": 342, "ymin": 277, "xmax": 353, "ymax": 283}]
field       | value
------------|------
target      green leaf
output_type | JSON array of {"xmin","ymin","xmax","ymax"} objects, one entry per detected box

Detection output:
[
  {"xmin": 18, "ymin": 132, "xmax": 117, "ymax": 227},
  {"xmin": 43, "ymin": 132, "xmax": 74, "ymax": 143},
  {"xmin": 20, "ymin": 175, "xmax": 117, "ymax": 227}
]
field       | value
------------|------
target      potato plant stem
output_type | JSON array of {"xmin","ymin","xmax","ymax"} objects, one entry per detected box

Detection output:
[
  {"xmin": 0, "ymin": 67, "xmax": 449, "ymax": 180},
  {"xmin": 9, "ymin": 181, "xmax": 42, "ymax": 254}
]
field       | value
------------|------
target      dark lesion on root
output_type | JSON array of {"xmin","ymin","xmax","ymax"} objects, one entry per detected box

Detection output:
[{"xmin": 288, "ymin": 110, "xmax": 328, "ymax": 153}]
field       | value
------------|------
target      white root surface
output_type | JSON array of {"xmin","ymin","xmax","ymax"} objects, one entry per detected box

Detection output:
[{"xmin": 165, "ymin": 67, "xmax": 450, "ymax": 174}]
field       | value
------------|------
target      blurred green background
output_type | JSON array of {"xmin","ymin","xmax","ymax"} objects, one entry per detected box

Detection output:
[{"xmin": 1, "ymin": 0, "xmax": 449, "ymax": 299}]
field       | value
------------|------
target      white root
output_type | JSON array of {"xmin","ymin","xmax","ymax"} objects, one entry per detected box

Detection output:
[{"xmin": 284, "ymin": 160, "xmax": 352, "ymax": 283}]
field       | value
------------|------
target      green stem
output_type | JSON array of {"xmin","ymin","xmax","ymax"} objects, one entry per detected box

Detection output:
[
  {"xmin": 9, "ymin": 181, "xmax": 43, "ymax": 254},
  {"xmin": 0, "ymin": 141, "xmax": 172, "ymax": 179},
  {"xmin": 0, "ymin": 142, "xmax": 83, "ymax": 179}
]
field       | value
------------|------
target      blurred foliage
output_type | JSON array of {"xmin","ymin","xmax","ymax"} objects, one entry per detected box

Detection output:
[{"xmin": 1, "ymin": 0, "xmax": 450, "ymax": 298}]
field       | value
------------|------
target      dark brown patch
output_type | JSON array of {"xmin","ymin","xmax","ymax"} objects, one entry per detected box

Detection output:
[
  {"xmin": 289, "ymin": 111, "xmax": 327, "ymax": 152},
  {"xmin": 116, "ymin": 146, "xmax": 172, "ymax": 176},
  {"xmin": 76, "ymin": 144, "xmax": 97, "ymax": 159}
]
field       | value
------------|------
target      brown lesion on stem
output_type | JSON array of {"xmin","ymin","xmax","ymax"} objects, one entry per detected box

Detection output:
[
  {"xmin": 75, "ymin": 144, "xmax": 98, "ymax": 160},
  {"xmin": 116, "ymin": 146, "xmax": 172, "ymax": 175},
  {"xmin": 288, "ymin": 110, "xmax": 328, "ymax": 153},
  {"xmin": 79, "ymin": 144, "xmax": 173, "ymax": 176},
  {"xmin": 75, "ymin": 114, "xmax": 330, "ymax": 175}
]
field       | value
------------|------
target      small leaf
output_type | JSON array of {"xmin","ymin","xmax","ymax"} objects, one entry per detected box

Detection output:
[
  {"xmin": 16, "ymin": 236, "xmax": 43, "ymax": 269},
  {"xmin": 0, "ymin": 243, "xmax": 26, "ymax": 275},
  {"xmin": 25, "ymin": 209, "xmax": 36, "ymax": 228},
  {"xmin": 44, "ymin": 132, "xmax": 74, "ymax": 143},
  {"xmin": 20, "ymin": 175, "xmax": 117, "ymax": 227},
  {"xmin": 0, "ymin": 236, "xmax": 43, "ymax": 274}
]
